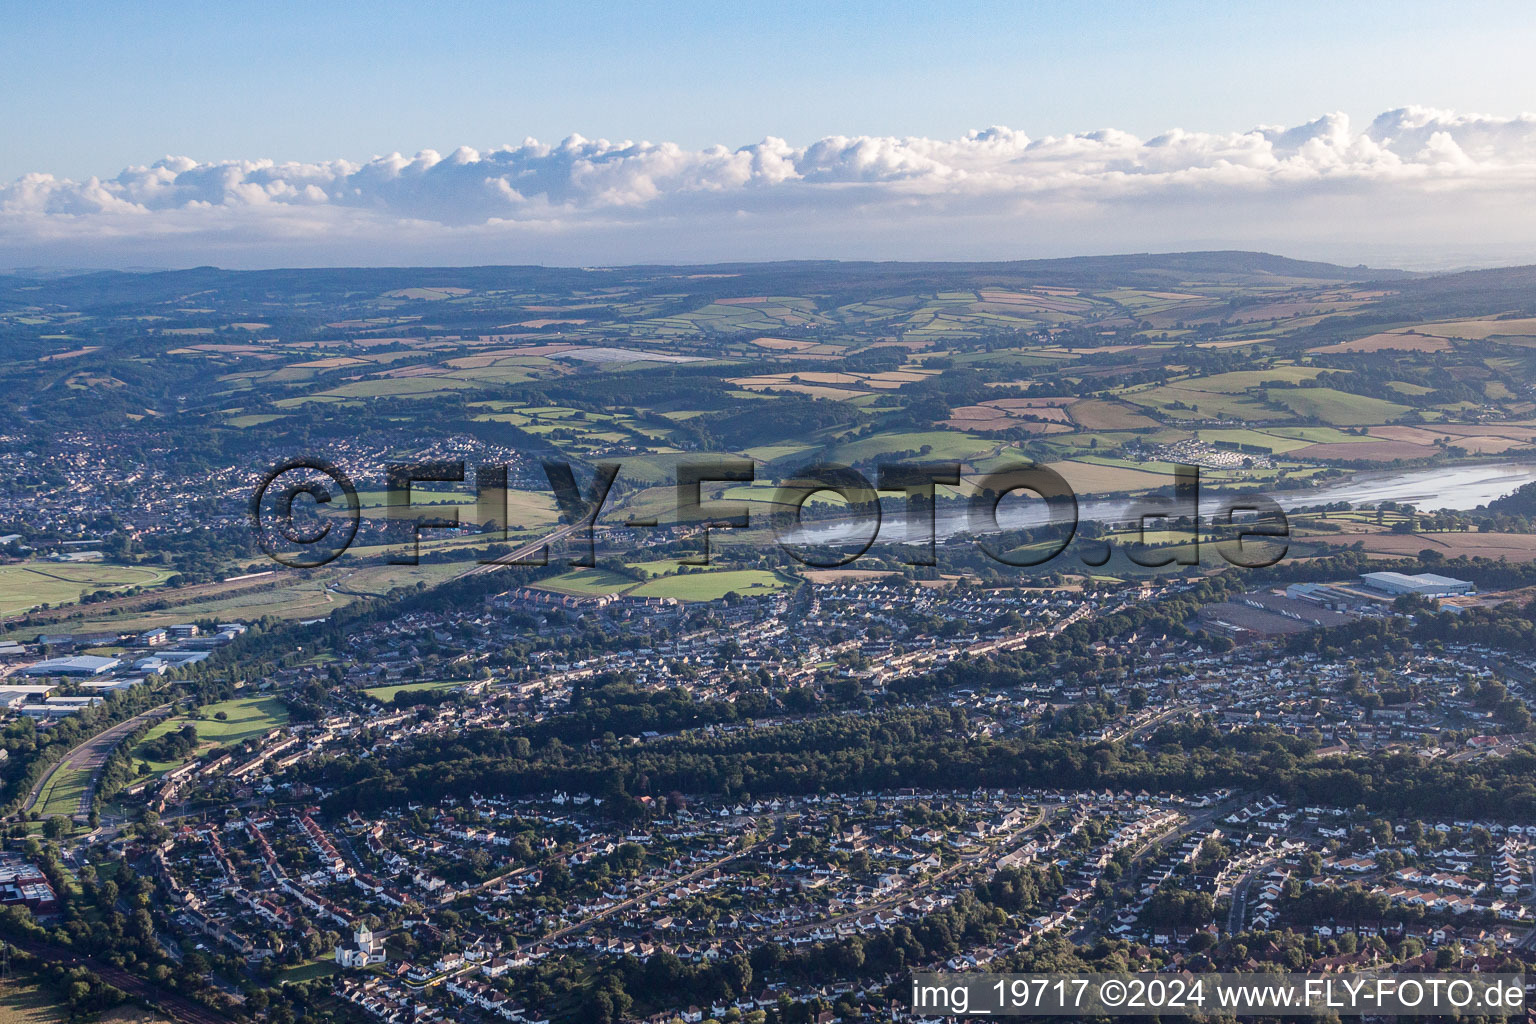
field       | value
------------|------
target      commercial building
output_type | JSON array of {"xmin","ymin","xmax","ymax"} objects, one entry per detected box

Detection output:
[
  {"xmin": 19, "ymin": 655, "xmax": 120, "ymax": 677},
  {"xmin": 1359, "ymin": 572, "xmax": 1475, "ymax": 598},
  {"xmin": 0, "ymin": 690, "xmax": 33, "ymax": 710}
]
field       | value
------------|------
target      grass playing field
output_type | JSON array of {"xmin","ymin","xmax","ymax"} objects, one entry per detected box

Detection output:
[{"xmin": 277, "ymin": 959, "xmax": 338, "ymax": 983}]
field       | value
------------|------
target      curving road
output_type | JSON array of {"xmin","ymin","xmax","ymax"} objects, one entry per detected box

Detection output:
[
  {"xmin": 454, "ymin": 520, "xmax": 583, "ymax": 579},
  {"xmin": 17, "ymin": 703, "xmax": 173, "ymax": 821}
]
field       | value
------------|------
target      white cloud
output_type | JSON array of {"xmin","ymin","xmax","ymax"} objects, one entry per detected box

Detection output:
[{"xmin": 5, "ymin": 107, "xmax": 1536, "ymax": 268}]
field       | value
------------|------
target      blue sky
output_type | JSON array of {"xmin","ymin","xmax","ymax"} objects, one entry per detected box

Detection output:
[
  {"xmin": 4, "ymin": 2, "xmax": 1536, "ymax": 268},
  {"xmin": 6, "ymin": 1, "xmax": 1534, "ymax": 180}
]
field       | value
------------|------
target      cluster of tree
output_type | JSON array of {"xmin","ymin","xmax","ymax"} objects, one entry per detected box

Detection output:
[
  {"xmin": 0, "ymin": 947, "xmax": 126, "ymax": 1018},
  {"xmin": 1287, "ymin": 595, "xmax": 1536, "ymax": 663},
  {"xmin": 1283, "ymin": 881, "xmax": 1503, "ymax": 931},
  {"xmin": 310, "ymin": 686, "xmax": 1536, "ymax": 824},
  {"xmin": 1484, "ymin": 480, "xmax": 1536, "ymax": 519},
  {"xmin": 138, "ymin": 723, "xmax": 198, "ymax": 764},
  {"xmin": 1141, "ymin": 883, "xmax": 1216, "ymax": 928},
  {"xmin": 697, "ymin": 395, "xmax": 863, "ymax": 450},
  {"xmin": 0, "ymin": 849, "xmax": 227, "ymax": 1016}
]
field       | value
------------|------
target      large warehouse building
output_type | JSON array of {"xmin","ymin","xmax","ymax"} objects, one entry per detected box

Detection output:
[
  {"xmin": 1359, "ymin": 571, "xmax": 1475, "ymax": 598},
  {"xmin": 19, "ymin": 655, "xmax": 120, "ymax": 677}
]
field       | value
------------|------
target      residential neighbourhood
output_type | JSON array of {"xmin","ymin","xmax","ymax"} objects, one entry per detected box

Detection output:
[{"xmin": 4, "ymin": 560, "xmax": 1535, "ymax": 1023}]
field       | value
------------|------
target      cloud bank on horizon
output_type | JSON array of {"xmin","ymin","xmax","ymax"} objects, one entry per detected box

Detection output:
[{"xmin": 6, "ymin": 107, "xmax": 1536, "ymax": 269}]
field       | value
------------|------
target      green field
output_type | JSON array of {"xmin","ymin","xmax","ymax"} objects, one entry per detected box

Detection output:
[
  {"xmin": 335, "ymin": 562, "xmax": 469, "ymax": 596},
  {"xmin": 607, "ymin": 453, "xmax": 687, "ymax": 486},
  {"xmin": 628, "ymin": 558, "xmax": 688, "ymax": 577},
  {"xmin": 1178, "ymin": 366, "xmax": 1329, "ymax": 392},
  {"xmin": 1262, "ymin": 387, "xmax": 1412, "ymax": 425},
  {"xmin": 353, "ymin": 486, "xmax": 557, "ymax": 529},
  {"xmin": 1265, "ymin": 425, "xmax": 1369, "ymax": 444},
  {"xmin": 825, "ymin": 429, "xmax": 997, "ymax": 463},
  {"xmin": 1193, "ymin": 428, "xmax": 1314, "ymax": 454},
  {"xmin": 226, "ymin": 413, "xmax": 287, "ymax": 428},
  {"xmin": 1066, "ymin": 399, "xmax": 1160, "ymax": 430},
  {"xmin": 130, "ymin": 696, "xmax": 290, "ymax": 775},
  {"xmin": 627, "ymin": 569, "xmax": 794, "ymax": 602},
  {"xmin": 1120, "ymin": 385, "xmax": 1281, "ymax": 421},
  {"xmin": 0, "ymin": 562, "xmax": 176, "ymax": 617},
  {"xmin": 34, "ymin": 762, "xmax": 89, "ymax": 820},
  {"xmin": 353, "ymin": 487, "xmax": 477, "ymax": 507},
  {"xmin": 0, "ymin": 981, "xmax": 68, "ymax": 1024},
  {"xmin": 306, "ymin": 376, "xmax": 481, "ymax": 400},
  {"xmin": 471, "ymin": 402, "xmax": 687, "ymax": 454},
  {"xmin": 742, "ymin": 443, "xmax": 817, "ymax": 464},
  {"xmin": 1295, "ymin": 508, "xmax": 1414, "ymax": 525},
  {"xmin": 278, "ymin": 959, "xmax": 338, "ymax": 983},
  {"xmin": 532, "ymin": 568, "xmax": 640, "ymax": 596},
  {"xmin": 362, "ymin": 680, "xmax": 466, "ymax": 702},
  {"xmin": 1, "ymin": 575, "xmax": 346, "ymax": 640},
  {"xmin": 528, "ymin": 565, "xmax": 795, "ymax": 602},
  {"xmin": 0, "ymin": 537, "xmax": 523, "ymax": 641}
]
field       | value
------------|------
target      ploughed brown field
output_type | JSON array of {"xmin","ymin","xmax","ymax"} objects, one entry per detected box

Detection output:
[
  {"xmin": 1068, "ymin": 399, "xmax": 1161, "ymax": 430},
  {"xmin": 1302, "ymin": 531, "xmax": 1536, "ymax": 560},
  {"xmin": 945, "ymin": 397, "xmax": 1079, "ymax": 432},
  {"xmin": 1290, "ymin": 440, "xmax": 1439, "ymax": 461},
  {"xmin": 1309, "ymin": 331, "xmax": 1453, "ymax": 354},
  {"xmin": 944, "ymin": 408, "xmax": 1074, "ymax": 432},
  {"xmin": 1364, "ymin": 425, "xmax": 1536, "ymax": 455},
  {"xmin": 750, "ymin": 336, "xmax": 819, "ymax": 350}
]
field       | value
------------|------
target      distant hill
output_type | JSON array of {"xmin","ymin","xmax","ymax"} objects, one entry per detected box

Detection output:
[
  {"xmin": 1338, "ymin": 263, "xmax": 1536, "ymax": 326},
  {"xmin": 0, "ymin": 251, "xmax": 1418, "ymax": 312}
]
